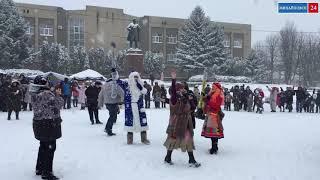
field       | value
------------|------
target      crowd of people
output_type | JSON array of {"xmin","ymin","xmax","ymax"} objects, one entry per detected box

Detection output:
[
  {"xmin": 1, "ymin": 70, "xmax": 320, "ymax": 179},
  {"xmin": 223, "ymin": 84, "xmax": 320, "ymax": 114}
]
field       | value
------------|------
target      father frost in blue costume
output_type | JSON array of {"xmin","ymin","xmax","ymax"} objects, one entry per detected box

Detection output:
[{"xmin": 116, "ymin": 71, "xmax": 150, "ymax": 145}]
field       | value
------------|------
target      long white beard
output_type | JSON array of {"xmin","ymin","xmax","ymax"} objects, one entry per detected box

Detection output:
[{"xmin": 128, "ymin": 72, "xmax": 143, "ymax": 101}]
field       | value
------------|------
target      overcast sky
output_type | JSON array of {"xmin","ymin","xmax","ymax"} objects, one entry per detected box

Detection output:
[{"xmin": 14, "ymin": 0, "xmax": 320, "ymax": 44}]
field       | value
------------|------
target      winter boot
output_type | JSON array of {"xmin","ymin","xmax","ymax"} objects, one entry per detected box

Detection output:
[
  {"xmin": 127, "ymin": 132, "xmax": 133, "ymax": 145},
  {"xmin": 141, "ymin": 131, "xmax": 150, "ymax": 145},
  {"xmin": 188, "ymin": 152, "xmax": 201, "ymax": 168},
  {"xmin": 164, "ymin": 150, "xmax": 173, "ymax": 165},
  {"xmin": 104, "ymin": 129, "xmax": 116, "ymax": 136},
  {"xmin": 16, "ymin": 112, "xmax": 19, "ymax": 120},
  {"xmin": 96, "ymin": 120, "xmax": 103, "ymax": 124},
  {"xmin": 41, "ymin": 172, "xmax": 59, "ymax": 180},
  {"xmin": 209, "ymin": 138, "xmax": 219, "ymax": 154},
  {"xmin": 7, "ymin": 111, "xmax": 12, "ymax": 120}
]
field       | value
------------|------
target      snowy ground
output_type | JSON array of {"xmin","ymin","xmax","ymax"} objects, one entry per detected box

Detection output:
[{"xmin": 0, "ymin": 105, "xmax": 320, "ymax": 180}]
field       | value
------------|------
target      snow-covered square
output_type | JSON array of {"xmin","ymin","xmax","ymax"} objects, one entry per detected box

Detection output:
[{"xmin": 0, "ymin": 105, "xmax": 319, "ymax": 180}]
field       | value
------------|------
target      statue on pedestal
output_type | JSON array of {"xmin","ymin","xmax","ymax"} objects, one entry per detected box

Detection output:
[{"xmin": 127, "ymin": 19, "xmax": 140, "ymax": 49}]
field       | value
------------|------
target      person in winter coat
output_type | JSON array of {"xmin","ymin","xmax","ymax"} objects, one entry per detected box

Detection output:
[
  {"xmin": 316, "ymin": 90, "xmax": 320, "ymax": 113},
  {"xmin": 0, "ymin": 80, "xmax": 10, "ymax": 112},
  {"xmin": 224, "ymin": 91, "xmax": 232, "ymax": 111},
  {"xmin": 231, "ymin": 85, "xmax": 241, "ymax": 111},
  {"xmin": 72, "ymin": 81, "xmax": 80, "ymax": 107},
  {"xmin": 31, "ymin": 76, "xmax": 63, "ymax": 180},
  {"xmin": 85, "ymin": 81, "xmax": 103, "ymax": 125},
  {"xmin": 20, "ymin": 77, "xmax": 30, "ymax": 111},
  {"xmin": 285, "ymin": 87, "xmax": 295, "ymax": 112},
  {"xmin": 183, "ymin": 82, "xmax": 197, "ymax": 129},
  {"xmin": 277, "ymin": 88, "xmax": 286, "ymax": 112},
  {"xmin": 160, "ymin": 84, "xmax": 167, "ymax": 108},
  {"xmin": 116, "ymin": 71, "xmax": 150, "ymax": 145},
  {"xmin": 267, "ymin": 86, "xmax": 279, "ymax": 112},
  {"xmin": 247, "ymin": 93, "xmax": 254, "ymax": 112},
  {"xmin": 295, "ymin": 86, "xmax": 306, "ymax": 113},
  {"xmin": 309, "ymin": 90, "xmax": 317, "ymax": 113},
  {"xmin": 204, "ymin": 84, "xmax": 211, "ymax": 95},
  {"xmin": 201, "ymin": 82, "xmax": 224, "ymax": 155},
  {"xmin": 24, "ymin": 84, "xmax": 32, "ymax": 111},
  {"xmin": 60, "ymin": 78, "xmax": 72, "ymax": 109},
  {"xmin": 193, "ymin": 85, "xmax": 200, "ymax": 102},
  {"xmin": 163, "ymin": 71, "xmax": 201, "ymax": 168},
  {"xmin": 143, "ymin": 81, "xmax": 152, "ymax": 109},
  {"xmin": 254, "ymin": 88, "xmax": 264, "ymax": 114},
  {"xmin": 240, "ymin": 85, "xmax": 247, "ymax": 111},
  {"xmin": 245, "ymin": 86, "xmax": 253, "ymax": 112},
  {"xmin": 7, "ymin": 81, "xmax": 22, "ymax": 120},
  {"xmin": 77, "ymin": 82, "xmax": 86, "ymax": 110},
  {"xmin": 153, "ymin": 82, "xmax": 162, "ymax": 108},
  {"xmin": 98, "ymin": 69, "xmax": 124, "ymax": 136}
]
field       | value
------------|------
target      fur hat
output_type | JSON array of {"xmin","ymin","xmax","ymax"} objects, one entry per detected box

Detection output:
[{"xmin": 175, "ymin": 82, "xmax": 185, "ymax": 92}]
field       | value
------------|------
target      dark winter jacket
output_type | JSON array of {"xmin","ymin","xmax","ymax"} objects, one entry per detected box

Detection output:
[
  {"xmin": 152, "ymin": 85, "xmax": 161, "ymax": 97},
  {"xmin": 8, "ymin": 83, "xmax": 22, "ymax": 111},
  {"xmin": 204, "ymin": 86, "xmax": 211, "ymax": 95},
  {"xmin": 31, "ymin": 89, "xmax": 64, "ymax": 141},
  {"xmin": 295, "ymin": 88, "xmax": 306, "ymax": 102},
  {"xmin": 160, "ymin": 87, "xmax": 167, "ymax": 99},
  {"xmin": 85, "ymin": 85, "xmax": 101, "ymax": 106},
  {"xmin": 316, "ymin": 92, "xmax": 320, "ymax": 105},
  {"xmin": 285, "ymin": 89, "xmax": 295, "ymax": 104},
  {"xmin": 144, "ymin": 83, "xmax": 152, "ymax": 101}
]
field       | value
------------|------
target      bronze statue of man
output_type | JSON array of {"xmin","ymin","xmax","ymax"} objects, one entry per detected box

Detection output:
[{"xmin": 127, "ymin": 19, "xmax": 140, "ymax": 49}]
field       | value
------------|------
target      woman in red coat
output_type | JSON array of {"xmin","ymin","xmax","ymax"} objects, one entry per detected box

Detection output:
[{"xmin": 201, "ymin": 82, "xmax": 224, "ymax": 154}]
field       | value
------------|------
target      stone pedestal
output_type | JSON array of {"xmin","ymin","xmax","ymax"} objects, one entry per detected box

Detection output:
[{"xmin": 124, "ymin": 48, "xmax": 144, "ymax": 75}]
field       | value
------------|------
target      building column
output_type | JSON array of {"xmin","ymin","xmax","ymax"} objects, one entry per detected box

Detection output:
[
  {"xmin": 230, "ymin": 32, "xmax": 234, "ymax": 57},
  {"xmin": 35, "ymin": 17, "xmax": 39, "ymax": 50},
  {"xmin": 163, "ymin": 27, "xmax": 167, "ymax": 64}
]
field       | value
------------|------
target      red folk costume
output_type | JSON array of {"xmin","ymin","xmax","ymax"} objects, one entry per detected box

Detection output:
[{"xmin": 201, "ymin": 82, "xmax": 224, "ymax": 139}]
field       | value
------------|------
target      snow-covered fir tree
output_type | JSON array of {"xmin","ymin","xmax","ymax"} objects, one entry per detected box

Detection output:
[
  {"xmin": 143, "ymin": 51, "xmax": 164, "ymax": 78},
  {"xmin": 70, "ymin": 45, "xmax": 89, "ymax": 73},
  {"xmin": 244, "ymin": 49, "xmax": 269, "ymax": 82},
  {"xmin": 0, "ymin": 0, "xmax": 30, "ymax": 69},
  {"xmin": 36, "ymin": 41, "xmax": 70, "ymax": 74},
  {"xmin": 88, "ymin": 47, "xmax": 106, "ymax": 74},
  {"xmin": 175, "ymin": 6, "xmax": 226, "ymax": 77}
]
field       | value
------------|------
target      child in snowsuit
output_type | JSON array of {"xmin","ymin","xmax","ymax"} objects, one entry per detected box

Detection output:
[{"xmin": 224, "ymin": 91, "xmax": 232, "ymax": 111}]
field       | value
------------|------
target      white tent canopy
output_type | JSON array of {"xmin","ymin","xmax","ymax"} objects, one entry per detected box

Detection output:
[
  {"xmin": 28, "ymin": 71, "xmax": 68, "ymax": 80},
  {"xmin": 70, "ymin": 69, "xmax": 106, "ymax": 80}
]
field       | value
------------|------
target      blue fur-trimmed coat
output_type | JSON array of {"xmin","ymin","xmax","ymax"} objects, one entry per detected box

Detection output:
[{"xmin": 117, "ymin": 77, "xmax": 148, "ymax": 133}]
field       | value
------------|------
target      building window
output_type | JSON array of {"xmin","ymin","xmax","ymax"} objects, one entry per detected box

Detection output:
[
  {"xmin": 69, "ymin": 17, "xmax": 85, "ymax": 48},
  {"xmin": 152, "ymin": 33, "xmax": 163, "ymax": 43},
  {"xmin": 167, "ymin": 35, "xmax": 177, "ymax": 44},
  {"xmin": 39, "ymin": 25, "xmax": 53, "ymax": 37},
  {"xmin": 167, "ymin": 53, "xmax": 177, "ymax": 62},
  {"xmin": 26, "ymin": 26, "xmax": 34, "ymax": 35},
  {"xmin": 223, "ymin": 36, "xmax": 230, "ymax": 47},
  {"xmin": 234, "ymin": 39, "xmax": 243, "ymax": 48}
]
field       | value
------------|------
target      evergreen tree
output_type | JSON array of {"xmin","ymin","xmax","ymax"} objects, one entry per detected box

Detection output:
[
  {"xmin": 88, "ymin": 47, "xmax": 106, "ymax": 74},
  {"xmin": 0, "ymin": 0, "xmax": 30, "ymax": 69},
  {"xmin": 70, "ymin": 45, "xmax": 89, "ymax": 73},
  {"xmin": 36, "ymin": 41, "xmax": 70, "ymax": 74},
  {"xmin": 143, "ymin": 51, "xmax": 164, "ymax": 77},
  {"xmin": 175, "ymin": 6, "xmax": 226, "ymax": 77},
  {"xmin": 244, "ymin": 49, "xmax": 269, "ymax": 82}
]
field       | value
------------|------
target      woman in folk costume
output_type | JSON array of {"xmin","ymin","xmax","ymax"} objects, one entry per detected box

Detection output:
[
  {"xmin": 116, "ymin": 71, "xmax": 150, "ymax": 145},
  {"xmin": 201, "ymin": 82, "xmax": 224, "ymax": 155},
  {"xmin": 164, "ymin": 72, "xmax": 201, "ymax": 168}
]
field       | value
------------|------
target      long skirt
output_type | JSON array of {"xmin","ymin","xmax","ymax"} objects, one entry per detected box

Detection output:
[{"xmin": 201, "ymin": 112, "xmax": 224, "ymax": 139}]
